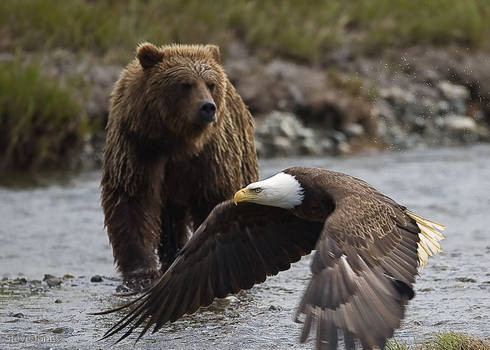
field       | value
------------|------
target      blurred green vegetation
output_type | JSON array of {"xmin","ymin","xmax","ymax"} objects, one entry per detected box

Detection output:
[
  {"xmin": 422, "ymin": 332, "xmax": 490, "ymax": 350},
  {"xmin": 386, "ymin": 332, "xmax": 490, "ymax": 350},
  {"xmin": 1, "ymin": 0, "xmax": 490, "ymax": 170},
  {"xmin": 0, "ymin": 58, "xmax": 85, "ymax": 170},
  {"xmin": 1, "ymin": 0, "xmax": 489, "ymax": 62},
  {"xmin": 387, "ymin": 338, "xmax": 411, "ymax": 350}
]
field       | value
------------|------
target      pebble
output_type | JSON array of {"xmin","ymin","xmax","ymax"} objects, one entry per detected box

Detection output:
[
  {"xmin": 50, "ymin": 327, "xmax": 65, "ymax": 334},
  {"xmin": 45, "ymin": 278, "xmax": 62, "ymax": 287},
  {"xmin": 12, "ymin": 278, "xmax": 27, "ymax": 285},
  {"xmin": 455, "ymin": 277, "xmax": 477, "ymax": 283},
  {"xmin": 438, "ymin": 81, "xmax": 470, "ymax": 102},
  {"xmin": 90, "ymin": 275, "xmax": 103, "ymax": 283},
  {"xmin": 255, "ymin": 111, "xmax": 324, "ymax": 157},
  {"xmin": 343, "ymin": 123, "xmax": 364, "ymax": 137},
  {"xmin": 444, "ymin": 115, "xmax": 477, "ymax": 132}
]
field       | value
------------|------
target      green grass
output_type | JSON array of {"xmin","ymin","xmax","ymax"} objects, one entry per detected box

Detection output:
[
  {"xmin": 423, "ymin": 332, "xmax": 490, "ymax": 350},
  {"xmin": 387, "ymin": 332, "xmax": 490, "ymax": 350},
  {"xmin": 387, "ymin": 338, "xmax": 411, "ymax": 350},
  {"xmin": 0, "ymin": 58, "xmax": 84, "ymax": 170},
  {"xmin": 1, "ymin": 0, "xmax": 489, "ymax": 62}
]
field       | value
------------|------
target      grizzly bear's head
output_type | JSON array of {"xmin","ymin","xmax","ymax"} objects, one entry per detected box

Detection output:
[{"xmin": 112, "ymin": 43, "xmax": 227, "ymax": 153}]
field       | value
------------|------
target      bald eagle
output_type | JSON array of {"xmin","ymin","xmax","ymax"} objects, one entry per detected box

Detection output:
[{"xmin": 96, "ymin": 167, "xmax": 444, "ymax": 349}]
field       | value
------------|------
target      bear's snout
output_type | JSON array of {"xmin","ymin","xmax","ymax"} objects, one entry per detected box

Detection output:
[{"xmin": 198, "ymin": 101, "xmax": 216, "ymax": 124}]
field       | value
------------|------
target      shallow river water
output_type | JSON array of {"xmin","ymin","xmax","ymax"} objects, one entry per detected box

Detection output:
[{"xmin": 1, "ymin": 145, "xmax": 489, "ymax": 349}]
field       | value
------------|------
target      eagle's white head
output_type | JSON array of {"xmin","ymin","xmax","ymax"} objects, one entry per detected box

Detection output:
[{"xmin": 233, "ymin": 172, "xmax": 304, "ymax": 209}]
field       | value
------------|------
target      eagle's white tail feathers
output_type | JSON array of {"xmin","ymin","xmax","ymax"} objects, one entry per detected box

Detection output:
[{"xmin": 406, "ymin": 211, "xmax": 445, "ymax": 266}]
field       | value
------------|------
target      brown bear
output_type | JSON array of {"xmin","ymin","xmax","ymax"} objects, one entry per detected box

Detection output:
[{"xmin": 101, "ymin": 43, "xmax": 258, "ymax": 291}]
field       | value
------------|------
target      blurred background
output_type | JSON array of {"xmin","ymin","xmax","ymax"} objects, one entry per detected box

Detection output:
[
  {"xmin": 1, "ymin": 2, "xmax": 489, "ymax": 349},
  {"xmin": 0, "ymin": 0, "xmax": 490, "ymax": 171}
]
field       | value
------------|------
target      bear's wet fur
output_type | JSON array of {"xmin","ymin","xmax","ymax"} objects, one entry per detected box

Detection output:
[{"xmin": 101, "ymin": 43, "xmax": 258, "ymax": 290}]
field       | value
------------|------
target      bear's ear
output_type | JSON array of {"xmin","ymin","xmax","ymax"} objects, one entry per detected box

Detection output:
[
  {"xmin": 137, "ymin": 42, "xmax": 164, "ymax": 69},
  {"xmin": 205, "ymin": 44, "xmax": 220, "ymax": 62}
]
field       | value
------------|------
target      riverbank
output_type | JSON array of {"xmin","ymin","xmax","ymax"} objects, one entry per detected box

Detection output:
[
  {"xmin": 1, "ymin": 1, "xmax": 490, "ymax": 170},
  {"xmin": 2, "ymin": 43, "xmax": 489, "ymax": 170}
]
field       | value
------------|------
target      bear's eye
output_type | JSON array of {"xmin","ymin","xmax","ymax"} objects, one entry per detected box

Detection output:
[
  {"xmin": 252, "ymin": 188, "xmax": 262, "ymax": 194},
  {"xmin": 181, "ymin": 82, "xmax": 193, "ymax": 90},
  {"xmin": 207, "ymin": 83, "xmax": 215, "ymax": 92}
]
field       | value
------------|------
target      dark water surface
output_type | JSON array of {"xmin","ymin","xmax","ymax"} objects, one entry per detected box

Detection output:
[{"xmin": 1, "ymin": 145, "xmax": 489, "ymax": 349}]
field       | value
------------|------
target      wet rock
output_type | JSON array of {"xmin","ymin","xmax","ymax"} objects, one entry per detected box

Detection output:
[
  {"xmin": 90, "ymin": 275, "xmax": 103, "ymax": 283},
  {"xmin": 224, "ymin": 295, "xmax": 239, "ymax": 303},
  {"xmin": 437, "ymin": 81, "xmax": 470, "ymax": 105},
  {"xmin": 344, "ymin": 123, "xmax": 365, "ymax": 137},
  {"xmin": 300, "ymin": 138, "xmax": 321, "ymax": 155},
  {"xmin": 271, "ymin": 135, "xmax": 292, "ymax": 154},
  {"xmin": 255, "ymin": 111, "xmax": 320, "ymax": 157},
  {"xmin": 337, "ymin": 142, "xmax": 352, "ymax": 155},
  {"xmin": 268, "ymin": 305, "xmax": 282, "ymax": 311},
  {"xmin": 328, "ymin": 130, "xmax": 348, "ymax": 144},
  {"xmin": 54, "ymin": 299, "xmax": 62, "ymax": 303},
  {"xmin": 45, "ymin": 277, "xmax": 62, "ymax": 288},
  {"xmin": 50, "ymin": 327, "xmax": 66, "ymax": 334},
  {"xmin": 456, "ymin": 277, "xmax": 477, "ymax": 283},
  {"xmin": 437, "ymin": 100, "xmax": 451, "ymax": 114},
  {"xmin": 63, "ymin": 274, "xmax": 75, "ymax": 279},
  {"xmin": 11, "ymin": 312, "xmax": 24, "ymax": 318},
  {"xmin": 116, "ymin": 284, "xmax": 131, "ymax": 294},
  {"xmin": 43, "ymin": 274, "xmax": 56, "ymax": 281},
  {"xmin": 5, "ymin": 319, "xmax": 20, "ymax": 323},
  {"xmin": 381, "ymin": 86, "xmax": 416, "ymax": 106},
  {"xmin": 33, "ymin": 319, "xmax": 50, "ymax": 324},
  {"xmin": 444, "ymin": 115, "xmax": 477, "ymax": 132},
  {"xmin": 319, "ymin": 139, "xmax": 335, "ymax": 153},
  {"xmin": 12, "ymin": 277, "xmax": 27, "ymax": 285}
]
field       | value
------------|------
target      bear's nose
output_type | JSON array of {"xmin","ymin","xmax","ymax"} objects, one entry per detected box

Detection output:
[{"xmin": 199, "ymin": 102, "xmax": 216, "ymax": 123}]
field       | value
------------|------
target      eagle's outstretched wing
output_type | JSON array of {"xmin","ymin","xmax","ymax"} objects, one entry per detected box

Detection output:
[{"xmin": 97, "ymin": 200, "xmax": 323, "ymax": 342}]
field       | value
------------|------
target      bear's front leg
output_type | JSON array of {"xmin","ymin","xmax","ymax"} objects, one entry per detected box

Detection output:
[{"xmin": 102, "ymin": 187, "xmax": 163, "ymax": 293}]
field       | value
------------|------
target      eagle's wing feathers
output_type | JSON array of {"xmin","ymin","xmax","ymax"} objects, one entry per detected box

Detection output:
[
  {"xmin": 296, "ymin": 194, "xmax": 421, "ymax": 350},
  {"xmin": 101, "ymin": 200, "xmax": 323, "ymax": 343}
]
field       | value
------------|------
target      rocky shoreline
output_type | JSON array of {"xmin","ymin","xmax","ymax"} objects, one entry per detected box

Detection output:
[
  {"xmin": 229, "ymin": 44, "xmax": 490, "ymax": 157},
  {"xmin": 10, "ymin": 43, "xmax": 489, "ymax": 166}
]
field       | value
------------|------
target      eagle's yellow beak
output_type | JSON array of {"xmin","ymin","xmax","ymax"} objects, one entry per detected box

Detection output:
[{"xmin": 233, "ymin": 188, "xmax": 256, "ymax": 204}]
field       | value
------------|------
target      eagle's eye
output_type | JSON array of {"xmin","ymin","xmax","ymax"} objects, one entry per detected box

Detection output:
[{"xmin": 252, "ymin": 188, "xmax": 263, "ymax": 194}]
